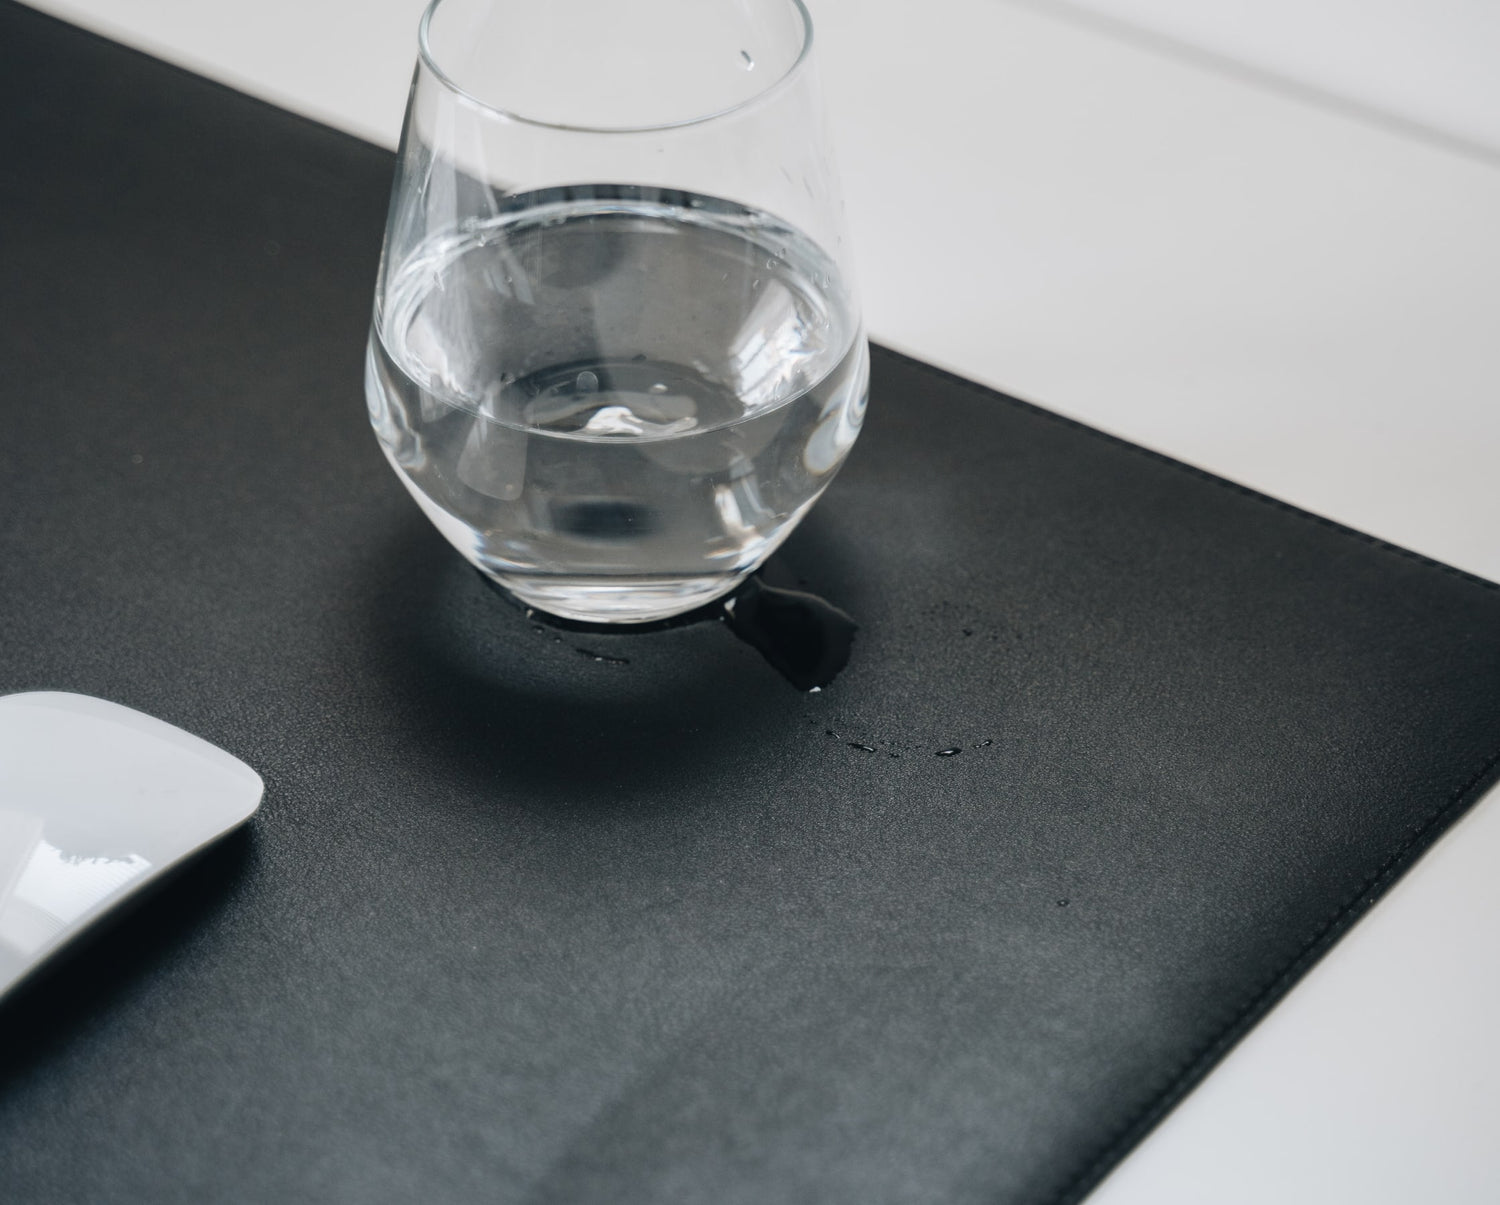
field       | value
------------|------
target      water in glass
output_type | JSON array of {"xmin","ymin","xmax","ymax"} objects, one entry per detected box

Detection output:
[{"xmin": 367, "ymin": 185, "xmax": 866, "ymax": 621}]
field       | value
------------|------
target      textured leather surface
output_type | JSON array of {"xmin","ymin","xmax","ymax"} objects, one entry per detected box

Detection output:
[{"xmin": 3, "ymin": 5, "xmax": 1499, "ymax": 1202}]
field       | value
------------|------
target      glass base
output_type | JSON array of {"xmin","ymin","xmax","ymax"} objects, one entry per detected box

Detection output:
[{"xmin": 490, "ymin": 570, "xmax": 747, "ymax": 624}]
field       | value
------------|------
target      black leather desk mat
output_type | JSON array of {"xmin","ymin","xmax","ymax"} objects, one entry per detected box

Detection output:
[{"xmin": 3, "ymin": 5, "xmax": 1499, "ymax": 1202}]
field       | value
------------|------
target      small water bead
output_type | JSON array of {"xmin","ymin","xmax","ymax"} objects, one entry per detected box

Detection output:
[
  {"xmin": 740, "ymin": 49, "xmax": 755, "ymax": 69},
  {"xmin": 935, "ymin": 747, "xmax": 962, "ymax": 757},
  {"xmin": 575, "ymin": 648, "xmax": 630, "ymax": 666},
  {"xmin": 649, "ymin": 382, "xmax": 668, "ymax": 394},
  {"xmin": 576, "ymin": 370, "xmax": 599, "ymax": 393}
]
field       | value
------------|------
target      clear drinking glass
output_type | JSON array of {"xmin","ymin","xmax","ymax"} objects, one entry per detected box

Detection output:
[{"xmin": 366, "ymin": 0, "xmax": 867, "ymax": 623}]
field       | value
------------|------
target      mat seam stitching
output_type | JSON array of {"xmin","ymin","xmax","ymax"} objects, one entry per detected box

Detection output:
[
  {"xmin": 10, "ymin": 23, "xmax": 1492, "ymax": 1186},
  {"xmin": 879, "ymin": 347, "xmax": 1500, "ymax": 1202},
  {"xmin": 1045, "ymin": 744, "xmax": 1500, "ymax": 1204}
]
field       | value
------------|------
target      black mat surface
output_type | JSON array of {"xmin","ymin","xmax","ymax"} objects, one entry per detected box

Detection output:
[{"xmin": 3, "ymin": 5, "xmax": 1499, "ymax": 1202}]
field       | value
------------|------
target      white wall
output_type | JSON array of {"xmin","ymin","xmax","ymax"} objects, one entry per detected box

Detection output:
[{"xmin": 1038, "ymin": 0, "xmax": 1500, "ymax": 156}]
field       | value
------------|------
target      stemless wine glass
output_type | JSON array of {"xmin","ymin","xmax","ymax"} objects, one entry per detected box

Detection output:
[{"xmin": 366, "ymin": 0, "xmax": 867, "ymax": 623}]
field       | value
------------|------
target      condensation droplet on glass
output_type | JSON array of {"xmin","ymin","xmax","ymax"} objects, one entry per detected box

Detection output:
[
  {"xmin": 576, "ymin": 370, "xmax": 599, "ymax": 393},
  {"xmin": 751, "ymin": 278, "xmax": 761, "ymax": 289},
  {"xmin": 740, "ymin": 49, "xmax": 755, "ymax": 69},
  {"xmin": 649, "ymin": 382, "xmax": 668, "ymax": 393}
]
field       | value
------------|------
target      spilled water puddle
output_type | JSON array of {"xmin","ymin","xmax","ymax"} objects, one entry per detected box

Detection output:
[
  {"xmin": 485, "ymin": 570, "xmax": 857, "ymax": 691},
  {"xmin": 719, "ymin": 576, "xmax": 856, "ymax": 692}
]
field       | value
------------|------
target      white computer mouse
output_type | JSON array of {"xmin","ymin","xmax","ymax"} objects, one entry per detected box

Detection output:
[{"xmin": 0, "ymin": 691, "xmax": 263, "ymax": 998}]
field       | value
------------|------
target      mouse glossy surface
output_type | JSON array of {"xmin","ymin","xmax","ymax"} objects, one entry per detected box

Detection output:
[{"xmin": 0, "ymin": 692, "xmax": 263, "ymax": 998}]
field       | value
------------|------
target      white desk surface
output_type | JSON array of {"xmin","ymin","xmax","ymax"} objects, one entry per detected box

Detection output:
[{"xmin": 20, "ymin": 0, "xmax": 1500, "ymax": 1199}]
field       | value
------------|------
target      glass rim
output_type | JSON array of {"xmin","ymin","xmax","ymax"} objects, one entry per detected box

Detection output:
[{"xmin": 417, "ymin": 0, "xmax": 816, "ymax": 135}]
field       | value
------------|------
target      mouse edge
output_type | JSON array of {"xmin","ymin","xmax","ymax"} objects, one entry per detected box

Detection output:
[{"xmin": 0, "ymin": 690, "xmax": 265, "ymax": 821}]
